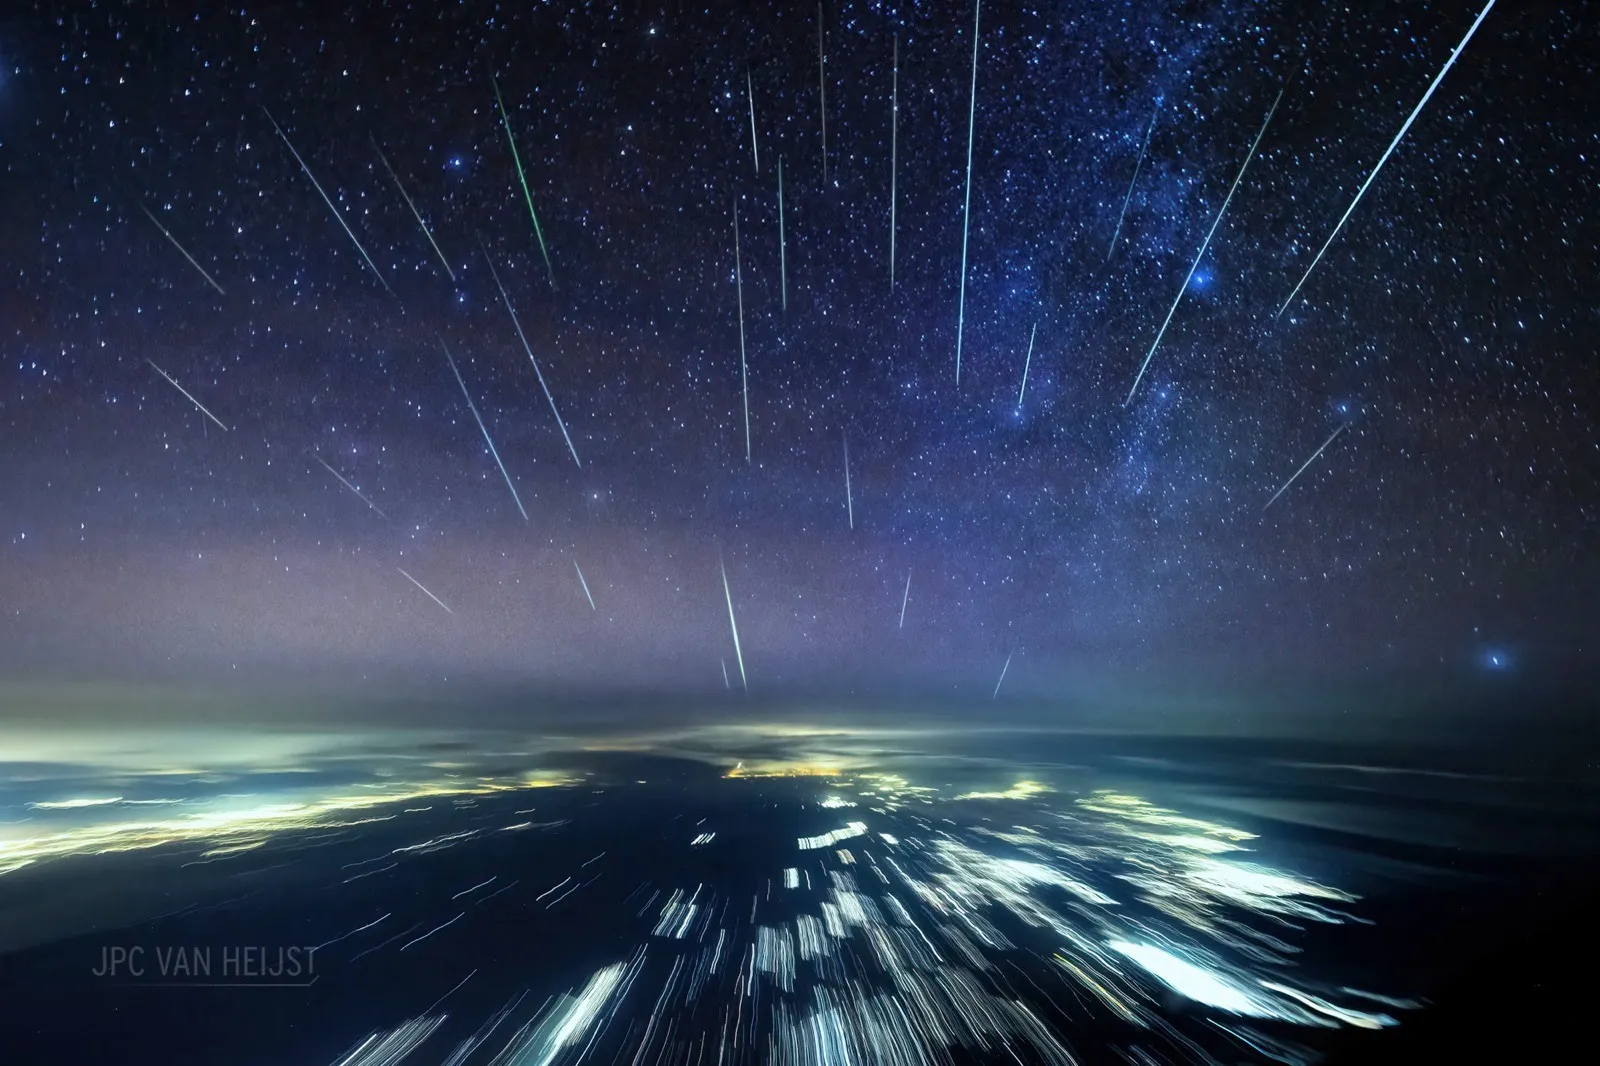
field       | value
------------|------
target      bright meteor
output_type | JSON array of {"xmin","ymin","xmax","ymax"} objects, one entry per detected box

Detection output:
[
  {"xmin": 1126, "ymin": 86, "xmax": 1284, "ymax": 406},
  {"xmin": 373, "ymin": 137, "xmax": 456, "ymax": 283},
  {"xmin": 492, "ymin": 75, "xmax": 555, "ymax": 288},
  {"xmin": 139, "ymin": 204, "xmax": 225, "ymax": 296},
  {"xmin": 398, "ymin": 568, "xmax": 454, "ymax": 616},
  {"xmin": 720, "ymin": 555, "xmax": 748, "ymax": 693},
  {"xmin": 263, "ymin": 107, "xmax": 393, "ymax": 296},
  {"xmin": 1277, "ymin": 0, "xmax": 1497, "ymax": 318},
  {"xmin": 146, "ymin": 359, "xmax": 228, "ymax": 432},
  {"xmin": 442, "ymin": 340, "xmax": 528, "ymax": 522},
  {"xmin": 481, "ymin": 242, "xmax": 582, "ymax": 469},
  {"xmin": 1264, "ymin": 424, "xmax": 1349, "ymax": 511},
  {"xmin": 310, "ymin": 452, "xmax": 387, "ymax": 520}
]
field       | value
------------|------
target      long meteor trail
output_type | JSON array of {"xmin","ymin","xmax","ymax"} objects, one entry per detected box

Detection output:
[
  {"xmin": 492, "ymin": 75, "xmax": 554, "ymax": 288},
  {"xmin": 993, "ymin": 651, "xmax": 1012, "ymax": 700},
  {"xmin": 778, "ymin": 158, "xmax": 788, "ymax": 312},
  {"xmin": 747, "ymin": 71, "xmax": 760, "ymax": 174},
  {"xmin": 311, "ymin": 452, "xmax": 387, "ymax": 519},
  {"xmin": 481, "ymin": 243, "xmax": 582, "ymax": 469},
  {"xmin": 573, "ymin": 560, "xmax": 596, "ymax": 610},
  {"xmin": 1264, "ymin": 424, "xmax": 1348, "ymax": 510},
  {"xmin": 139, "ymin": 204, "xmax": 225, "ymax": 296},
  {"xmin": 263, "ymin": 108, "xmax": 392, "ymax": 296},
  {"xmin": 954, "ymin": 0, "xmax": 981, "ymax": 385},
  {"xmin": 817, "ymin": 3, "xmax": 827, "ymax": 186},
  {"xmin": 898, "ymin": 571, "xmax": 911, "ymax": 629},
  {"xmin": 147, "ymin": 359, "xmax": 228, "ymax": 432},
  {"xmin": 1018, "ymin": 322, "xmax": 1037, "ymax": 408},
  {"xmin": 398, "ymin": 568, "xmax": 453, "ymax": 615},
  {"xmin": 889, "ymin": 33, "xmax": 899, "ymax": 290},
  {"xmin": 734, "ymin": 197, "xmax": 750, "ymax": 462},
  {"xmin": 442, "ymin": 340, "xmax": 528, "ymax": 521},
  {"xmin": 373, "ymin": 138, "xmax": 456, "ymax": 282},
  {"xmin": 843, "ymin": 435, "xmax": 853, "ymax": 530},
  {"xmin": 1276, "ymin": 0, "xmax": 1496, "ymax": 318},
  {"xmin": 720, "ymin": 556, "xmax": 748, "ymax": 692},
  {"xmin": 1125, "ymin": 86, "xmax": 1283, "ymax": 406},
  {"xmin": 1109, "ymin": 107, "xmax": 1158, "ymax": 262}
]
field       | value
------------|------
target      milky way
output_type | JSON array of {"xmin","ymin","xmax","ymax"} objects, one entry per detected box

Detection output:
[{"xmin": 0, "ymin": 2, "xmax": 1594, "ymax": 709}]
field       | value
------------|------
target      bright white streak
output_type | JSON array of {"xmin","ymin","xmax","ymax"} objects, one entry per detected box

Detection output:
[
  {"xmin": 573, "ymin": 560, "xmax": 596, "ymax": 610},
  {"xmin": 720, "ymin": 556, "xmax": 748, "ymax": 692},
  {"xmin": 992, "ymin": 650, "xmax": 1012, "ymax": 699},
  {"xmin": 262, "ymin": 108, "xmax": 393, "ymax": 296},
  {"xmin": 373, "ymin": 139, "xmax": 456, "ymax": 282},
  {"xmin": 146, "ymin": 359, "xmax": 228, "ymax": 432},
  {"xmin": 398, "ymin": 568, "xmax": 454, "ymax": 616},
  {"xmin": 1108, "ymin": 107, "xmax": 1158, "ymax": 262},
  {"xmin": 778, "ymin": 158, "xmax": 787, "ymax": 312},
  {"xmin": 480, "ymin": 245, "xmax": 582, "ymax": 469},
  {"xmin": 747, "ymin": 71, "xmax": 760, "ymax": 174},
  {"xmin": 954, "ymin": 0, "xmax": 981, "ymax": 385},
  {"xmin": 442, "ymin": 341, "xmax": 528, "ymax": 522},
  {"xmin": 400, "ymin": 912, "xmax": 463, "ymax": 952},
  {"xmin": 1017, "ymin": 321, "xmax": 1037, "ymax": 407},
  {"xmin": 818, "ymin": 4, "xmax": 827, "ymax": 185},
  {"xmin": 1278, "ymin": 0, "xmax": 1497, "ymax": 318},
  {"xmin": 311, "ymin": 452, "xmax": 388, "ymax": 519},
  {"xmin": 889, "ymin": 33, "xmax": 898, "ymax": 290},
  {"xmin": 139, "ymin": 205, "xmax": 225, "ymax": 296},
  {"xmin": 1125, "ymin": 87, "xmax": 1283, "ymax": 406},
  {"xmin": 1263, "ymin": 423, "xmax": 1348, "ymax": 511},
  {"xmin": 733, "ymin": 198, "xmax": 750, "ymax": 462},
  {"xmin": 721, "ymin": 659, "xmax": 730, "ymax": 689},
  {"xmin": 898, "ymin": 571, "xmax": 911, "ymax": 629},
  {"xmin": 843, "ymin": 435, "xmax": 853, "ymax": 530}
]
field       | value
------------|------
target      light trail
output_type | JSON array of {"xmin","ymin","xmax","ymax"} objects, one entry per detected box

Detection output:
[
  {"xmin": 311, "ymin": 452, "xmax": 388, "ymax": 519},
  {"xmin": 573, "ymin": 559, "xmax": 596, "ymax": 610},
  {"xmin": 262, "ymin": 108, "xmax": 392, "ymax": 296},
  {"xmin": 139, "ymin": 204, "xmax": 225, "ymax": 295},
  {"xmin": 954, "ymin": 0, "xmax": 981, "ymax": 385},
  {"xmin": 1108, "ymin": 106, "xmax": 1158, "ymax": 262},
  {"xmin": 480, "ymin": 243, "xmax": 582, "ymax": 468},
  {"xmin": 733, "ymin": 197, "xmax": 750, "ymax": 462},
  {"xmin": 492, "ymin": 75, "xmax": 555, "ymax": 287},
  {"xmin": 442, "ymin": 340, "xmax": 528, "ymax": 521},
  {"xmin": 1126, "ymin": 86, "xmax": 1284, "ymax": 405},
  {"xmin": 397, "ymin": 568, "xmax": 454, "ymax": 616},
  {"xmin": 146, "ymin": 359, "xmax": 228, "ymax": 432},
  {"xmin": 720, "ymin": 555, "xmax": 748, "ymax": 692},
  {"xmin": 1277, "ymin": 0, "xmax": 1497, "ymax": 317},
  {"xmin": 372, "ymin": 137, "xmax": 456, "ymax": 282},
  {"xmin": 1263, "ymin": 424, "xmax": 1349, "ymax": 511}
]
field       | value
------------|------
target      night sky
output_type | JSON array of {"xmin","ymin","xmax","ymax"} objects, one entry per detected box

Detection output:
[{"xmin": 0, "ymin": 1, "xmax": 1594, "ymax": 712}]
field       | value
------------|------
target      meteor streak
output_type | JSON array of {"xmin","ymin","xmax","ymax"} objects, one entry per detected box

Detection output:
[
  {"xmin": 1109, "ymin": 107, "xmax": 1158, "ymax": 262},
  {"xmin": 889, "ymin": 33, "xmax": 899, "ymax": 290},
  {"xmin": 733, "ymin": 197, "xmax": 750, "ymax": 462},
  {"xmin": 1264, "ymin": 424, "xmax": 1348, "ymax": 511},
  {"xmin": 778, "ymin": 158, "xmax": 788, "ymax": 312},
  {"xmin": 720, "ymin": 555, "xmax": 748, "ymax": 692},
  {"xmin": 993, "ymin": 650, "xmax": 1012, "ymax": 699},
  {"xmin": 492, "ymin": 75, "xmax": 555, "ymax": 288},
  {"xmin": 311, "ymin": 452, "xmax": 388, "ymax": 519},
  {"xmin": 480, "ymin": 243, "xmax": 582, "ymax": 468},
  {"xmin": 1125, "ymin": 86, "xmax": 1283, "ymax": 405},
  {"xmin": 1018, "ymin": 322, "xmax": 1037, "ymax": 408},
  {"xmin": 139, "ymin": 204, "xmax": 225, "ymax": 296},
  {"xmin": 398, "ymin": 568, "xmax": 454, "ymax": 615},
  {"xmin": 573, "ymin": 559, "xmax": 596, "ymax": 610},
  {"xmin": 1276, "ymin": 0, "xmax": 1497, "ymax": 318},
  {"xmin": 898, "ymin": 571, "xmax": 911, "ymax": 629},
  {"xmin": 373, "ymin": 138, "xmax": 456, "ymax": 282},
  {"xmin": 747, "ymin": 70, "xmax": 760, "ymax": 174},
  {"xmin": 442, "ymin": 340, "xmax": 528, "ymax": 521},
  {"xmin": 843, "ymin": 434, "xmax": 853, "ymax": 530},
  {"xmin": 262, "ymin": 108, "xmax": 392, "ymax": 296},
  {"xmin": 146, "ymin": 359, "xmax": 228, "ymax": 432},
  {"xmin": 817, "ymin": 4, "xmax": 827, "ymax": 185},
  {"xmin": 721, "ymin": 659, "xmax": 730, "ymax": 689},
  {"xmin": 954, "ymin": 0, "xmax": 981, "ymax": 385}
]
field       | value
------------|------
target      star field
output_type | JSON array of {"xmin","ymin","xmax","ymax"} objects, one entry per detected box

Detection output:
[{"xmin": 0, "ymin": 0, "xmax": 1594, "ymax": 709}]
